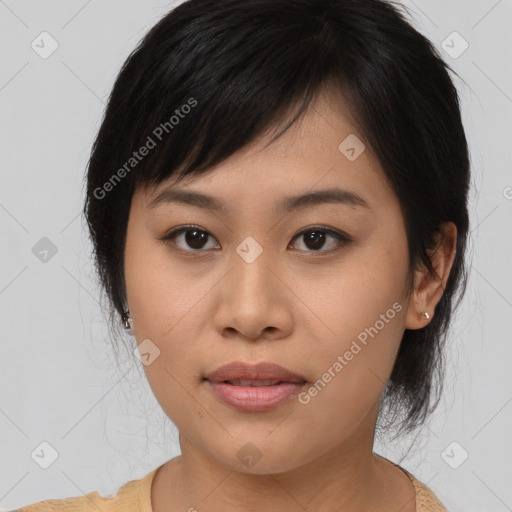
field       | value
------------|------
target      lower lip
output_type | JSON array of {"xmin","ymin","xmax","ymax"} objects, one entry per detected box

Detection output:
[{"xmin": 206, "ymin": 380, "xmax": 307, "ymax": 412}]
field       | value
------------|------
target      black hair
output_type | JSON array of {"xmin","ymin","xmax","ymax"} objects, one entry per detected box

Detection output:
[{"xmin": 83, "ymin": 0, "xmax": 471, "ymax": 437}]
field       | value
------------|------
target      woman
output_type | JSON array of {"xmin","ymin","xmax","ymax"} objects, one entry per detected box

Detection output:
[{"xmin": 16, "ymin": 0, "xmax": 470, "ymax": 510}]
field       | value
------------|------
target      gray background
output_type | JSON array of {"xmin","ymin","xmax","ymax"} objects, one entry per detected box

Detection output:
[{"xmin": 1, "ymin": 0, "xmax": 511, "ymax": 510}]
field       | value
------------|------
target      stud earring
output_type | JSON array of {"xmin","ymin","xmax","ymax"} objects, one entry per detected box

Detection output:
[
  {"xmin": 122, "ymin": 310, "xmax": 133, "ymax": 329},
  {"xmin": 422, "ymin": 311, "xmax": 430, "ymax": 319}
]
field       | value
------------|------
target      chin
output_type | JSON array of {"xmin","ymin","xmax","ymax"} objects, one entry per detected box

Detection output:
[{"xmin": 207, "ymin": 439, "xmax": 310, "ymax": 476}]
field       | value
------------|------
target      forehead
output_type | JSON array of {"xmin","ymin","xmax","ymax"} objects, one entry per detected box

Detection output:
[{"xmin": 138, "ymin": 89, "xmax": 395, "ymax": 215}]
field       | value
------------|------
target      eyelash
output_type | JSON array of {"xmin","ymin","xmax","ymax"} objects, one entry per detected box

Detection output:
[{"xmin": 158, "ymin": 224, "xmax": 352, "ymax": 256}]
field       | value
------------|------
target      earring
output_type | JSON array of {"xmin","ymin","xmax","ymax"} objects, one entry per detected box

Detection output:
[
  {"xmin": 422, "ymin": 311, "xmax": 430, "ymax": 319},
  {"xmin": 122, "ymin": 310, "xmax": 133, "ymax": 329}
]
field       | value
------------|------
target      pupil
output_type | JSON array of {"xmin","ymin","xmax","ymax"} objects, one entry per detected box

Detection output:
[
  {"xmin": 305, "ymin": 230, "xmax": 325, "ymax": 250},
  {"xmin": 186, "ymin": 230, "xmax": 207, "ymax": 249}
]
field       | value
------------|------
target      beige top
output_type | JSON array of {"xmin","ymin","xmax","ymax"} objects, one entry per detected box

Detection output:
[{"xmin": 14, "ymin": 462, "xmax": 447, "ymax": 511}]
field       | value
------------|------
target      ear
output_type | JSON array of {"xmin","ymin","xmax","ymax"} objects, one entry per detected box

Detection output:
[{"xmin": 405, "ymin": 221, "xmax": 458, "ymax": 330}]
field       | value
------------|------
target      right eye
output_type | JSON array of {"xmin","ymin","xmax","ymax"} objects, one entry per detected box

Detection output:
[{"xmin": 159, "ymin": 225, "xmax": 221, "ymax": 252}]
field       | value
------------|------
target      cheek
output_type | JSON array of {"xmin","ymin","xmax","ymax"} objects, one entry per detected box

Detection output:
[
  {"xmin": 297, "ymin": 234, "xmax": 407, "ymax": 343},
  {"xmin": 124, "ymin": 230, "xmax": 195, "ymax": 333},
  {"xmin": 294, "ymin": 231, "xmax": 409, "ymax": 408},
  {"xmin": 124, "ymin": 234, "xmax": 213, "ymax": 416}
]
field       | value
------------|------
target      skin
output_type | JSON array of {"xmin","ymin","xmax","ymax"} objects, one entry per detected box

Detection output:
[{"xmin": 124, "ymin": 89, "xmax": 457, "ymax": 512}]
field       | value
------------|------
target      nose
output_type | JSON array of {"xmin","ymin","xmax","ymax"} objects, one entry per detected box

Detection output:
[{"xmin": 214, "ymin": 244, "xmax": 294, "ymax": 343}]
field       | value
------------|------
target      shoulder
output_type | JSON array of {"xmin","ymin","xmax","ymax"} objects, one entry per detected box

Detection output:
[
  {"xmin": 400, "ymin": 468, "xmax": 448, "ymax": 512},
  {"xmin": 12, "ymin": 467, "xmax": 159, "ymax": 512}
]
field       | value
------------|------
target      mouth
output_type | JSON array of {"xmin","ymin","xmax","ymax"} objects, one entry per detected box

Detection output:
[
  {"xmin": 203, "ymin": 361, "xmax": 308, "ymax": 412},
  {"xmin": 204, "ymin": 360, "xmax": 307, "ymax": 384},
  {"xmin": 214, "ymin": 379, "xmax": 306, "ymax": 386}
]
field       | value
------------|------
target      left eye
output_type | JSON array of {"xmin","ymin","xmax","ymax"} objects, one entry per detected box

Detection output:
[
  {"xmin": 159, "ymin": 225, "xmax": 351, "ymax": 253},
  {"xmin": 290, "ymin": 226, "xmax": 351, "ymax": 252}
]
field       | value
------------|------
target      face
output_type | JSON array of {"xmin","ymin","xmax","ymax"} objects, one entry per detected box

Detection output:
[{"xmin": 124, "ymin": 91, "xmax": 416, "ymax": 474}]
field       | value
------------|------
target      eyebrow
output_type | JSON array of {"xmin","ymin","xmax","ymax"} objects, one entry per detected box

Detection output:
[{"xmin": 147, "ymin": 187, "xmax": 370, "ymax": 214}]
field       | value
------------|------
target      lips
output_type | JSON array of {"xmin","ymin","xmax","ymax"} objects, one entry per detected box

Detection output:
[
  {"xmin": 204, "ymin": 361, "xmax": 307, "ymax": 385},
  {"xmin": 204, "ymin": 362, "xmax": 308, "ymax": 412},
  {"xmin": 225, "ymin": 379, "xmax": 285, "ymax": 386}
]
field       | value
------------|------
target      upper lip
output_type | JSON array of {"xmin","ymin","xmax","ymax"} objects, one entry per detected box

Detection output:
[{"xmin": 205, "ymin": 361, "xmax": 307, "ymax": 383}]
